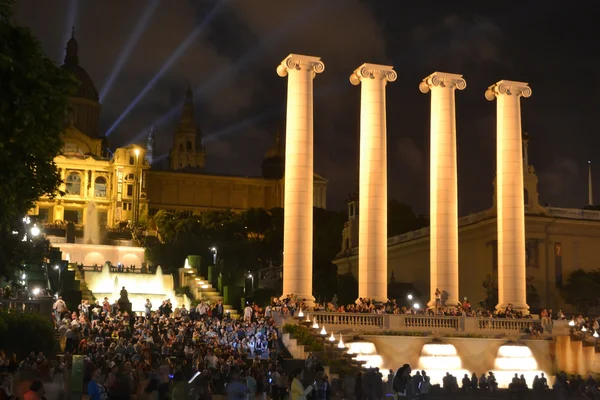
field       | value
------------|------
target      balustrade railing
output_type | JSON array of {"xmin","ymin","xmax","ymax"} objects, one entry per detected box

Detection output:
[
  {"xmin": 402, "ymin": 315, "xmax": 460, "ymax": 330},
  {"xmin": 310, "ymin": 312, "xmax": 547, "ymax": 336},
  {"xmin": 313, "ymin": 312, "xmax": 384, "ymax": 327}
]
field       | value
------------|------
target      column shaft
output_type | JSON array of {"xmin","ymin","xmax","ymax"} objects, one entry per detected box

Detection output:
[
  {"xmin": 486, "ymin": 80, "xmax": 531, "ymax": 314},
  {"xmin": 420, "ymin": 72, "xmax": 465, "ymax": 308},
  {"xmin": 352, "ymin": 63, "xmax": 396, "ymax": 302},
  {"xmin": 278, "ymin": 54, "xmax": 324, "ymax": 304}
]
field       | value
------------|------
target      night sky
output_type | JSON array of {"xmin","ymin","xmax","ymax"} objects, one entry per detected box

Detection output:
[{"xmin": 14, "ymin": 0, "xmax": 599, "ymax": 214}]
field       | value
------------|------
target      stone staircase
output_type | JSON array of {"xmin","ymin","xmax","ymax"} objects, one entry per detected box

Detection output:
[
  {"xmin": 193, "ymin": 277, "xmax": 240, "ymax": 319},
  {"xmin": 73, "ymin": 267, "xmax": 94, "ymax": 301}
]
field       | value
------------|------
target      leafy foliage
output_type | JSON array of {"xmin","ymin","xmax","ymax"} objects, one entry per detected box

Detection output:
[
  {"xmin": 0, "ymin": 310, "xmax": 55, "ymax": 358},
  {"xmin": 282, "ymin": 324, "xmax": 324, "ymax": 352},
  {"xmin": 479, "ymin": 274, "xmax": 540, "ymax": 311},
  {"xmin": 388, "ymin": 199, "xmax": 428, "ymax": 237},
  {"xmin": 561, "ymin": 269, "xmax": 600, "ymax": 315},
  {"xmin": 0, "ymin": 0, "xmax": 75, "ymax": 276}
]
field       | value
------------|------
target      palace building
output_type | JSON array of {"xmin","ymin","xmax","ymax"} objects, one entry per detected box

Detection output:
[
  {"xmin": 30, "ymin": 33, "xmax": 327, "ymax": 229},
  {"xmin": 333, "ymin": 133, "xmax": 600, "ymax": 311}
]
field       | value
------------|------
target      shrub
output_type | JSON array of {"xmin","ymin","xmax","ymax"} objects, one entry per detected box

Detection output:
[
  {"xmin": 0, "ymin": 311, "xmax": 55, "ymax": 358},
  {"xmin": 282, "ymin": 324, "xmax": 324, "ymax": 352}
]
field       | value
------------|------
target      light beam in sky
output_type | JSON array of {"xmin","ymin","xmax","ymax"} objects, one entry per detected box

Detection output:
[
  {"xmin": 61, "ymin": 0, "xmax": 78, "ymax": 59},
  {"xmin": 105, "ymin": 0, "xmax": 228, "ymax": 136},
  {"xmin": 99, "ymin": 0, "xmax": 160, "ymax": 102},
  {"xmin": 130, "ymin": 1, "xmax": 327, "ymax": 143}
]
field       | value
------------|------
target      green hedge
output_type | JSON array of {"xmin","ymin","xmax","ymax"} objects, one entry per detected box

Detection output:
[
  {"xmin": 282, "ymin": 324, "xmax": 324, "ymax": 352},
  {"xmin": 0, "ymin": 311, "xmax": 55, "ymax": 358}
]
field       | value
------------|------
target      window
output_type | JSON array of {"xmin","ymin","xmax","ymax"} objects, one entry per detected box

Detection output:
[
  {"xmin": 179, "ymin": 143, "xmax": 184, "ymax": 152},
  {"xmin": 65, "ymin": 172, "xmax": 81, "ymax": 195},
  {"xmin": 123, "ymin": 202, "xmax": 132, "ymax": 211},
  {"xmin": 129, "ymin": 156, "xmax": 135, "ymax": 165},
  {"xmin": 94, "ymin": 176, "xmax": 107, "ymax": 198},
  {"xmin": 38, "ymin": 208, "xmax": 50, "ymax": 222},
  {"xmin": 524, "ymin": 189, "xmax": 529, "ymax": 206},
  {"xmin": 127, "ymin": 184, "xmax": 133, "ymax": 197},
  {"xmin": 187, "ymin": 141, "xmax": 193, "ymax": 151},
  {"xmin": 125, "ymin": 173, "xmax": 135, "ymax": 181},
  {"xmin": 64, "ymin": 209, "xmax": 82, "ymax": 224}
]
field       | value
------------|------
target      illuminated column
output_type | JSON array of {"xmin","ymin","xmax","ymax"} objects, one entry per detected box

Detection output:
[
  {"xmin": 419, "ymin": 72, "xmax": 466, "ymax": 309},
  {"xmin": 277, "ymin": 54, "xmax": 325, "ymax": 304},
  {"xmin": 485, "ymin": 80, "xmax": 532, "ymax": 314},
  {"xmin": 350, "ymin": 63, "xmax": 396, "ymax": 302}
]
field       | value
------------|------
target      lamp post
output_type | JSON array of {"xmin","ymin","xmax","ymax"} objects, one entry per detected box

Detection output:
[
  {"xmin": 54, "ymin": 265, "xmax": 62, "ymax": 293},
  {"xmin": 211, "ymin": 247, "xmax": 217, "ymax": 265},
  {"xmin": 134, "ymin": 148, "xmax": 140, "ymax": 227}
]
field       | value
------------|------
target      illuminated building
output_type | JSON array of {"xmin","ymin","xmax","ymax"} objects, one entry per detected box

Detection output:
[
  {"xmin": 30, "ymin": 35, "xmax": 327, "ymax": 231},
  {"xmin": 335, "ymin": 132, "xmax": 600, "ymax": 311}
]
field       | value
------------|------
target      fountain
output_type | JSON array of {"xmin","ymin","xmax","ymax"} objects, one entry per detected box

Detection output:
[
  {"xmin": 346, "ymin": 341, "xmax": 385, "ymax": 370},
  {"xmin": 85, "ymin": 265, "xmax": 190, "ymax": 312},
  {"xmin": 491, "ymin": 343, "xmax": 546, "ymax": 388},
  {"xmin": 417, "ymin": 341, "xmax": 470, "ymax": 386},
  {"xmin": 83, "ymin": 201, "xmax": 100, "ymax": 244}
]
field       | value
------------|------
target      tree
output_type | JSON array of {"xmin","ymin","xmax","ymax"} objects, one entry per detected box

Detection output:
[
  {"xmin": 0, "ymin": 1, "xmax": 75, "ymax": 277},
  {"xmin": 388, "ymin": 199, "xmax": 428, "ymax": 237},
  {"xmin": 562, "ymin": 269, "xmax": 600, "ymax": 315},
  {"xmin": 480, "ymin": 274, "xmax": 543, "ymax": 311}
]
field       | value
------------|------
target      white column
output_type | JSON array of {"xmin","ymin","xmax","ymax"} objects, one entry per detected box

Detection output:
[
  {"xmin": 419, "ymin": 72, "xmax": 466, "ymax": 309},
  {"xmin": 277, "ymin": 54, "xmax": 324, "ymax": 304},
  {"xmin": 350, "ymin": 63, "xmax": 396, "ymax": 302},
  {"xmin": 485, "ymin": 80, "xmax": 532, "ymax": 314}
]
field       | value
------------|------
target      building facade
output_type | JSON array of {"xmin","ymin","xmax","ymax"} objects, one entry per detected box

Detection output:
[
  {"xmin": 333, "ymin": 135, "xmax": 600, "ymax": 311},
  {"xmin": 30, "ymin": 34, "xmax": 327, "ymax": 229}
]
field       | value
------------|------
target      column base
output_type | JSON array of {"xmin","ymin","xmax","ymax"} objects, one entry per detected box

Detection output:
[
  {"xmin": 427, "ymin": 297, "xmax": 459, "ymax": 310},
  {"xmin": 280, "ymin": 293, "xmax": 315, "ymax": 308},
  {"xmin": 496, "ymin": 302, "xmax": 530, "ymax": 315}
]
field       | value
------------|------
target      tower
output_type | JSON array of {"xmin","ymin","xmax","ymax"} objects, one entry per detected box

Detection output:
[
  {"xmin": 60, "ymin": 27, "xmax": 102, "ymax": 139},
  {"xmin": 170, "ymin": 86, "xmax": 206, "ymax": 170},
  {"xmin": 261, "ymin": 130, "xmax": 285, "ymax": 179},
  {"xmin": 146, "ymin": 125, "xmax": 154, "ymax": 166}
]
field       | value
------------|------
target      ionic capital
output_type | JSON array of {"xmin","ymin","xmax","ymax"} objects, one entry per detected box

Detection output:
[
  {"xmin": 349, "ymin": 63, "xmax": 397, "ymax": 86},
  {"xmin": 485, "ymin": 80, "xmax": 532, "ymax": 101},
  {"xmin": 419, "ymin": 72, "xmax": 466, "ymax": 94},
  {"xmin": 277, "ymin": 54, "xmax": 325, "ymax": 78}
]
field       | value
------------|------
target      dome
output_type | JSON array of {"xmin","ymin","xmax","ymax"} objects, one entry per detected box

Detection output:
[
  {"xmin": 61, "ymin": 29, "xmax": 99, "ymax": 102},
  {"xmin": 61, "ymin": 64, "xmax": 99, "ymax": 101}
]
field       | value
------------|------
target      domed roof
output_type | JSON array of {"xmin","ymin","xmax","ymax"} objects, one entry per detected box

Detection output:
[{"xmin": 60, "ymin": 29, "xmax": 99, "ymax": 102}]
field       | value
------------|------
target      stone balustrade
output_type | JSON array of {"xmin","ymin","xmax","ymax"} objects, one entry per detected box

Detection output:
[
  {"xmin": 0, "ymin": 298, "xmax": 54, "ymax": 322},
  {"xmin": 310, "ymin": 312, "xmax": 569, "ymax": 337}
]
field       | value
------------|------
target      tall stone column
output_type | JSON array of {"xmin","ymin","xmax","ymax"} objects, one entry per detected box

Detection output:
[
  {"xmin": 350, "ymin": 63, "xmax": 396, "ymax": 302},
  {"xmin": 419, "ymin": 72, "xmax": 466, "ymax": 309},
  {"xmin": 485, "ymin": 80, "xmax": 532, "ymax": 314},
  {"xmin": 277, "ymin": 54, "xmax": 324, "ymax": 304}
]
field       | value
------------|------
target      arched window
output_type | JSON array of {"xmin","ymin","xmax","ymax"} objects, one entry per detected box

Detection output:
[
  {"xmin": 65, "ymin": 172, "xmax": 81, "ymax": 195},
  {"xmin": 125, "ymin": 173, "xmax": 135, "ymax": 181},
  {"xmin": 95, "ymin": 176, "xmax": 107, "ymax": 198},
  {"xmin": 179, "ymin": 143, "xmax": 184, "ymax": 152},
  {"xmin": 187, "ymin": 141, "xmax": 193, "ymax": 151},
  {"xmin": 524, "ymin": 189, "xmax": 529, "ymax": 206}
]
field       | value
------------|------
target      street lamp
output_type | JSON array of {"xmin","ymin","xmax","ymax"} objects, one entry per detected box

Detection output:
[
  {"xmin": 210, "ymin": 247, "xmax": 217, "ymax": 265},
  {"xmin": 248, "ymin": 272, "xmax": 254, "ymax": 291},
  {"xmin": 54, "ymin": 265, "xmax": 62, "ymax": 293},
  {"xmin": 30, "ymin": 224, "xmax": 40, "ymax": 237},
  {"xmin": 407, "ymin": 294, "xmax": 413, "ymax": 300}
]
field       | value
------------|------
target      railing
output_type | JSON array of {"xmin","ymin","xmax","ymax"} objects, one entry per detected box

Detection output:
[
  {"xmin": 0, "ymin": 298, "xmax": 53, "ymax": 321},
  {"xmin": 313, "ymin": 312, "xmax": 384, "ymax": 327},
  {"xmin": 402, "ymin": 315, "xmax": 460, "ymax": 331},
  {"xmin": 477, "ymin": 318, "xmax": 533, "ymax": 332},
  {"xmin": 546, "ymin": 207, "xmax": 600, "ymax": 221},
  {"xmin": 311, "ymin": 312, "xmax": 557, "ymax": 336}
]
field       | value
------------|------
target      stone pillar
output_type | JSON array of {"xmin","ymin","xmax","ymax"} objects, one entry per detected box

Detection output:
[
  {"xmin": 485, "ymin": 80, "xmax": 532, "ymax": 314},
  {"xmin": 419, "ymin": 72, "xmax": 466, "ymax": 309},
  {"xmin": 350, "ymin": 63, "xmax": 396, "ymax": 302},
  {"xmin": 277, "ymin": 54, "xmax": 324, "ymax": 304}
]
